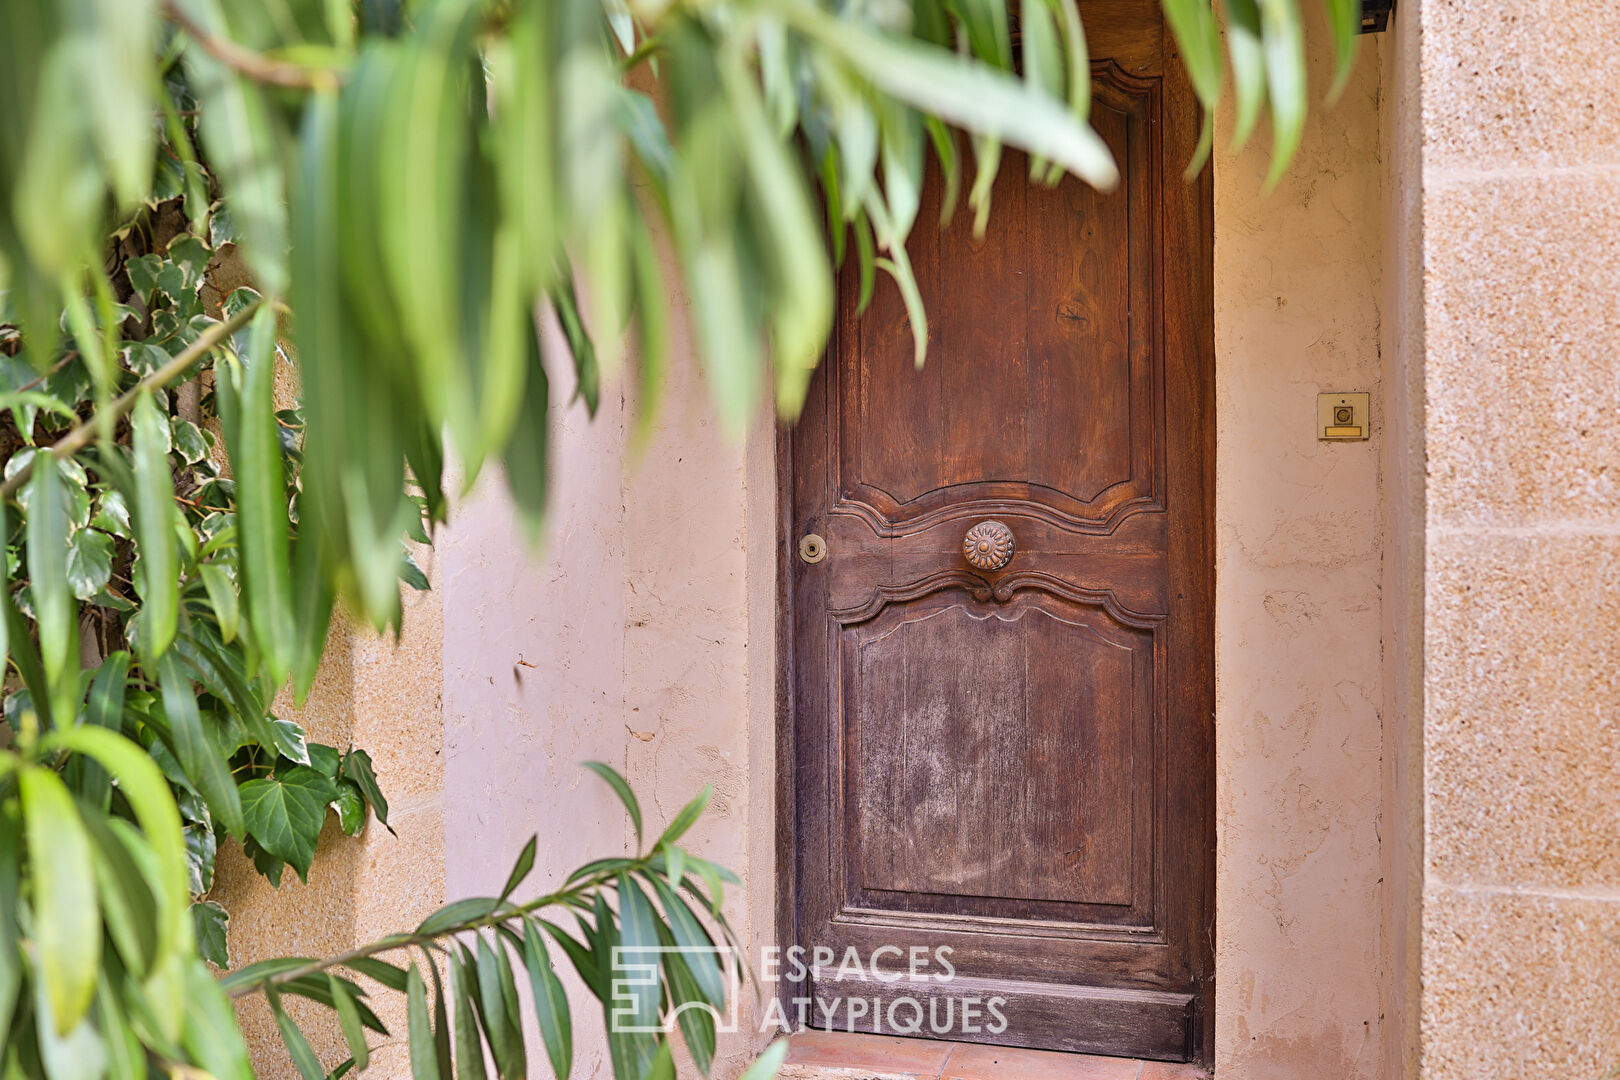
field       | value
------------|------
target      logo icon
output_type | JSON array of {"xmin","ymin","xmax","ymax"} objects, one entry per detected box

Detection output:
[{"xmin": 610, "ymin": 945, "xmax": 741, "ymax": 1035}]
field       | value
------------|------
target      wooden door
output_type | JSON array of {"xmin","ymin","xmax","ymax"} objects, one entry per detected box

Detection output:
[{"xmin": 781, "ymin": 8, "xmax": 1212, "ymax": 1065}]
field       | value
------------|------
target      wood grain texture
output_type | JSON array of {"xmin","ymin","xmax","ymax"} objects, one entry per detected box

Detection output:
[{"xmin": 782, "ymin": 12, "xmax": 1212, "ymax": 1065}]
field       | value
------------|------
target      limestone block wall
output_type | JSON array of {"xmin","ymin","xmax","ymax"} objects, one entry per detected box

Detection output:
[
  {"xmin": 216, "ymin": 586, "xmax": 445, "ymax": 1080},
  {"xmin": 1416, "ymin": 0, "xmax": 1620, "ymax": 1075}
]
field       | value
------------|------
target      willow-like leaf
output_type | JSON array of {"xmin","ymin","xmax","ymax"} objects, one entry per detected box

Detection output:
[
  {"xmin": 583, "ymin": 761, "xmax": 642, "ymax": 848},
  {"xmin": 328, "ymin": 974, "xmax": 371, "ymax": 1072},
  {"xmin": 230, "ymin": 302, "xmax": 293, "ymax": 682},
  {"xmin": 25, "ymin": 456, "xmax": 76, "ymax": 727},
  {"xmin": 778, "ymin": 0, "xmax": 1117, "ymax": 189},
  {"xmin": 20, "ymin": 765, "xmax": 100, "ymax": 1033},
  {"xmin": 177, "ymin": 0, "xmax": 290, "ymax": 294},
  {"xmin": 1224, "ymin": 0, "xmax": 1267, "ymax": 151},
  {"xmin": 83, "ymin": 815, "xmax": 159, "ymax": 978},
  {"xmin": 615, "ymin": 874, "xmax": 661, "ymax": 1031},
  {"xmin": 719, "ymin": 50, "xmax": 832, "ymax": 418},
  {"xmin": 267, "ymin": 984, "xmax": 325, "ymax": 1080},
  {"xmin": 448, "ymin": 951, "xmax": 488, "ymax": 1080},
  {"xmin": 1322, "ymin": 0, "xmax": 1362, "ymax": 99},
  {"xmin": 501, "ymin": 835, "xmax": 539, "ymax": 901},
  {"xmin": 131, "ymin": 391, "xmax": 178, "ymax": 662},
  {"xmin": 0, "ymin": 807, "xmax": 20, "ymax": 1054},
  {"xmin": 156, "ymin": 653, "xmax": 243, "ymax": 837},
  {"xmin": 521, "ymin": 918, "xmax": 572, "ymax": 1080},
  {"xmin": 1158, "ymin": 0, "xmax": 1224, "ymax": 111},
  {"xmin": 1259, "ymin": 0, "xmax": 1307, "ymax": 188},
  {"xmin": 474, "ymin": 935, "xmax": 525, "ymax": 1080},
  {"xmin": 406, "ymin": 963, "xmax": 440, "ymax": 1080},
  {"xmin": 655, "ymin": 785, "xmax": 711, "ymax": 850},
  {"xmin": 738, "ymin": 1041, "xmax": 789, "ymax": 1080},
  {"xmin": 42, "ymin": 726, "xmax": 190, "ymax": 970}
]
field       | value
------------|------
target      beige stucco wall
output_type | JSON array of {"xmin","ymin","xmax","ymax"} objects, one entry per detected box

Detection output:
[
  {"xmin": 1212, "ymin": 19, "xmax": 1387, "ymax": 1079},
  {"xmin": 1415, "ymin": 0, "xmax": 1620, "ymax": 1074}
]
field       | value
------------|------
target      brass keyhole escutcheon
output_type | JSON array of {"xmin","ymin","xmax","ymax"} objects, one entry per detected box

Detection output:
[
  {"xmin": 963, "ymin": 520, "xmax": 1015, "ymax": 571},
  {"xmin": 799, "ymin": 533, "xmax": 827, "ymax": 563}
]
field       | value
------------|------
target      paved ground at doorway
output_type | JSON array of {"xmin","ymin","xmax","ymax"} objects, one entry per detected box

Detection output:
[{"xmin": 781, "ymin": 1031, "xmax": 1209, "ymax": 1079}]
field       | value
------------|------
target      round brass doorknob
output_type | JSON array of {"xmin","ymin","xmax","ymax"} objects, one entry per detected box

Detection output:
[{"xmin": 963, "ymin": 520, "xmax": 1014, "ymax": 571}]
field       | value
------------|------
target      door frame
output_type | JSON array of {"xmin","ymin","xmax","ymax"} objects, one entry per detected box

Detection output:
[{"xmin": 772, "ymin": 38, "xmax": 1215, "ymax": 1069}]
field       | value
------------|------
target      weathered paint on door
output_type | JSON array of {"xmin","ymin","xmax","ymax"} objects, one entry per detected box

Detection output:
[{"xmin": 782, "ymin": 6, "xmax": 1214, "ymax": 1063}]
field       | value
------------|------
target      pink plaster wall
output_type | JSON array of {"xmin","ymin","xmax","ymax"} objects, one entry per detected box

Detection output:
[
  {"xmin": 1212, "ymin": 15, "xmax": 1388, "ymax": 1078},
  {"xmin": 441, "ymin": 300, "xmax": 777, "ymax": 1078},
  {"xmin": 436, "ymin": 32, "xmax": 1393, "ymax": 1079}
]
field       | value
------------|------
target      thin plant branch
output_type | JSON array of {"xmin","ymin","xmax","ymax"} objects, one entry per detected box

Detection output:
[
  {"xmin": 0, "ymin": 299, "xmax": 268, "ymax": 501},
  {"xmin": 161, "ymin": 0, "xmax": 345, "ymax": 90},
  {"xmin": 227, "ymin": 860, "xmax": 643, "ymax": 997}
]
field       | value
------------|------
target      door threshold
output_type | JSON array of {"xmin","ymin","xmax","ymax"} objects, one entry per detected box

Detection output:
[{"xmin": 780, "ymin": 1031, "xmax": 1209, "ymax": 1080}]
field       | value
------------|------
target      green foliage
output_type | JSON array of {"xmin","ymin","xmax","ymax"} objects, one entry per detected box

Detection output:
[{"xmin": 0, "ymin": 1, "xmax": 1362, "ymax": 1078}]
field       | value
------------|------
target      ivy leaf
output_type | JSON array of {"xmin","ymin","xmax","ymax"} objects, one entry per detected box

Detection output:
[
  {"xmin": 65, "ymin": 528, "xmax": 114, "ymax": 601},
  {"xmin": 170, "ymin": 418, "xmax": 210, "ymax": 465},
  {"xmin": 126, "ymin": 255, "xmax": 162, "ymax": 300},
  {"xmin": 91, "ymin": 490, "xmax": 132, "ymax": 538},
  {"xmin": 341, "ymin": 748, "xmax": 389, "ymax": 830},
  {"xmin": 184, "ymin": 820, "xmax": 217, "ymax": 896},
  {"xmin": 192, "ymin": 901, "xmax": 229, "ymax": 968},
  {"xmin": 332, "ymin": 783, "xmax": 365, "ymax": 836},
  {"xmin": 269, "ymin": 718, "xmax": 311, "ymax": 766},
  {"xmin": 239, "ymin": 766, "xmax": 339, "ymax": 883},
  {"xmin": 243, "ymin": 836, "xmax": 285, "ymax": 888},
  {"xmin": 125, "ymin": 341, "xmax": 170, "ymax": 377},
  {"xmin": 398, "ymin": 547, "xmax": 429, "ymax": 591},
  {"xmin": 167, "ymin": 235, "xmax": 213, "ymax": 293},
  {"xmin": 307, "ymin": 742, "xmax": 342, "ymax": 779}
]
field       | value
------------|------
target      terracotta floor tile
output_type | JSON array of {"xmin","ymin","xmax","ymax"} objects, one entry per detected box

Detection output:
[
  {"xmin": 785, "ymin": 1031, "xmax": 954, "ymax": 1076},
  {"xmin": 1135, "ymin": 1064, "xmax": 1208, "ymax": 1080},
  {"xmin": 939, "ymin": 1043, "xmax": 1142, "ymax": 1080}
]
